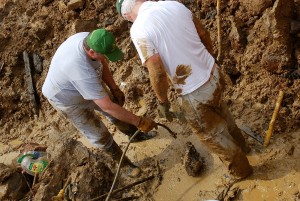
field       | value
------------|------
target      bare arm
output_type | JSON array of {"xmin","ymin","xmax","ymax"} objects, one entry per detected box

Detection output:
[
  {"xmin": 192, "ymin": 15, "xmax": 214, "ymax": 56},
  {"xmin": 94, "ymin": 96, "xmax": 140, "ymax": 126},
  {"xmin": 101, "ymin": 58, "xmax": 118, "ymax": 90},
  {"xmin": 145, "ymin": 54, "xmax": 169, "ymax": 103}
]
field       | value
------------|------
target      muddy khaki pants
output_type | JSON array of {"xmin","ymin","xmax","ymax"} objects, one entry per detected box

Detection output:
[
  {"xmin": 48, "ymin": 99, "xmax": 113, "ymax": 149},
  {"xmin": 181, "ymin": 65, "xmax": 252, "ymax": 179}
]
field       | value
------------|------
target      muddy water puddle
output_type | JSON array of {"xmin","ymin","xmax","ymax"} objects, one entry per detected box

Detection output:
[
  {"xmin": 153, "ymin": 162, "xmax": 225, "ymax": 201},
  {"xmin": 237, "ymin": 172, "xmax": 300, "ymax": 201}
]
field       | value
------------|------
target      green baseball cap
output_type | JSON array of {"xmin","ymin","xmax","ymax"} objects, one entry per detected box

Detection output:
[
  {"xmin": 116, "ymin": 0, "xmax": 124, "ymax": 15},
  {"xmin": 87, "ymin": 29, "xmax": 123, "ymax": 62}
]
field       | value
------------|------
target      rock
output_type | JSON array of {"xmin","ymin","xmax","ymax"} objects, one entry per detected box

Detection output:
[
  {"xmin": 67, "ymin": 0, "xmax": 85, "ymax": 11},
  {"xmin": 0, "ymin": 163, "xmax": 13, "ymax": 182},
  {"xmin": 41, "ymin": 0, "xmax": 54, "ymax": 6},
  {"xmin": 64, "ymin": 162, "xmax": 113, "ymax": 201},
  {"xmin": 29, "ymin": 20, "xmax": 52, "ymax": 41},
  {"xmin": 292, "ymin": 96, "xmax": 300, "ymax": 108},
  {"xmin": 71, "ymin": 19, "xmax": 98, "ymax": 33},
  {"xmin": 291, "ymin": 20, "xmax": 300, "ymax": 34},
  {"xmin": 20, "ymin": 143, "xmax": 47, "ymax": 154},
  {"xmin": 245, "ymin": 0, "xmax": 293, "ymax": 73},
  {"xmin": 240, "ymin": 0, "xmax": 272, "ymax": 16},
  {"xmin": 0, "ymin": 33, "xmax": 9, "ymax": 52},
  {"xmin": 229, "ymin": 16, "xmax": 246, "ymax": 51},
  {"xmin": 0, "ymin": 172, "xmax": 31, "ymax": 200},
  {"xmin": 184, "ymin": 141, "xmax": 203, "ymax": 177},
  {"xmin": 33, "ymin": 139, "xmax": 113, "ymax": 201}
]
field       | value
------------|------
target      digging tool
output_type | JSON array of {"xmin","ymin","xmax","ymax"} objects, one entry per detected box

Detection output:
[
  {"xmin": 238, "ymin": 124, "xmax": 264, "ymax": 145},
  {"xmin": 238, "ymin": 90, "xmax": 284, "ymax": 146},
  {"xmin": 23, "ymin": 51, "xmax": 39, "ymax": 116}
]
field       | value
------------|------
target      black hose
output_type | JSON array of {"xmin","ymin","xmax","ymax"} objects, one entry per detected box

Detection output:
[
  {"xmin": 105, "ymin": 130, "xmax": 140, "ymax": 201},
  {"xmin": 157, "ymin": 123, "xmax": 177, "ymax": 139}
]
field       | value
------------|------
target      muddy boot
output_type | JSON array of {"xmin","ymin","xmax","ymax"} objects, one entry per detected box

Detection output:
[
  {"xmin": 113, "ymin": 120, "xmax": 157, "ymax": 142},
  {"xmin": 228, "ymin": 149, "xmax": 253, "ymax": 180},
  {"xmin": 105, "ymin": 140, "xmax": 141, "ymax": 178}
]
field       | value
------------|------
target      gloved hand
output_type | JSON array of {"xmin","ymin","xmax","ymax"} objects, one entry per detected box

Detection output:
[
  {"xmin": 158, "ymin": 101, "xmax": 174, "ymax": 122},
  {"xmin": 137, "ymin": 116, "xmax": 157, "ymax": 133},
  {"xmin": 111, "ymin": 87, "xmax": 125, "ymax": 106}
]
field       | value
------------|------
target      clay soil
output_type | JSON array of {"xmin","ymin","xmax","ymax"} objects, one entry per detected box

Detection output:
[{"xmin": 0, "ymin": 0, "xmax": 299, "ymax": 200}]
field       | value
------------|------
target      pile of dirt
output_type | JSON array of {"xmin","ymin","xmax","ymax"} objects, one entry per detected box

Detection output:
[{"xmin": 0, "ymin": 0, "xmax": 299, "ymax": 200}]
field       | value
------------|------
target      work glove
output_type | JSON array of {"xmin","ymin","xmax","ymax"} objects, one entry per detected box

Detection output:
[
  {"xmin": 137, "ymin": 116, "xmax": 157, "ymax": 133},
  {"xmin": 111, "ymin": 87, "xmax": 125, "ymax": 107},
  {"xmin": 158, "ymin": 101, "xmax": 174, "ymax": 122}
]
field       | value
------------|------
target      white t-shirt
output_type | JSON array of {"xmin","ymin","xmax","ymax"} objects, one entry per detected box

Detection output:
[
  {"xmin": 42, "ymin": 32, "xmax": 107, "ymax": 104},
  {"xmin": 130, "ymin": 1, "xmax": 215, "ymax": 95}
]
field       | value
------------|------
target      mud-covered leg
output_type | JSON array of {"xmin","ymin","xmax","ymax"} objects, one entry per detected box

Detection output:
[
  {"xmin": 182, "ymin": 100, "xmax": 252, "ymax": 179},
  {"xmin": 48, "ymin": 100, "xmax": 113, "ymax": 148},
  {"xmin": 219, "ymin": 102, "xmax": 251, "ymax": 153}
]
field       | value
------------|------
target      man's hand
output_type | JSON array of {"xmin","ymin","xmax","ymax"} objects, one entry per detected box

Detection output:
[
  {"xmin": 158, "ymin": 101, "xmax": 174, "ymax": 122},
  {"xmin": 111, "ymin": 87, "xmax": 125, "ymax": 106},
  {"xmin": 137, "ymin": 116, "xmax": 157, "ymax": 133}
]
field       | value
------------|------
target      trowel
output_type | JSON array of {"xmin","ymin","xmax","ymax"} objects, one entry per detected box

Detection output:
[{"xmin": 238, "ymin": 124, "xmax": 264, "ymax": 145}]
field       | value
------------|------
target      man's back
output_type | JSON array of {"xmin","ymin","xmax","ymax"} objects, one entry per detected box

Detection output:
[
  {"xmin": 42, "ymin": 33, "xmax": 106, "ymax": 104},
  {"xmin": 130, "ymin": 1, "xmax": 215, "ymax": 95}
]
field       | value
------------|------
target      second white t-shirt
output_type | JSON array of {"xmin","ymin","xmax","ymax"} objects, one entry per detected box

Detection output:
[{"xmin": 130, "ymin": 1, "xmax": 215, "ymax": 95}]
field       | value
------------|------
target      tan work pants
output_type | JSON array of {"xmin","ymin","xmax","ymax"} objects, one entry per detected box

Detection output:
[
  {"xmin": 48, "ymin": 99, "xmax": 113, "ymax": 149},
  {"xmin": 181, "ymin": 65, "xmax": 252, "ymax": 179}
]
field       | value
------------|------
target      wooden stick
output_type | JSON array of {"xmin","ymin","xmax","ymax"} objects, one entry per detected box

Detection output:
[
  {"xmin": 0, "ymin": 62, "xmax": 4, "ymax": 73},
  {"xmin": 23, "ymin": 51, "xmax": 39, "ymax": 115},
  {"xmin": 90, "ymin": 175, "xmax": 155, "ymax": 201},
  {"xmin": 22, "ymin": 173, "xmax": 35, "ymax": 196},
  {"xmin": 216, "ymin": 0, "xmax": 222, "ymax": 62},
  {"xmin": 32, "ymin": 172, "xmax": 39, "ymax": 187},
  {"xmin": 33, "ymin": 53, "xmax": 43, "ymax": 74},
  {"xmin": 264, "ymin": 90, "xmax": 284, "ymax": 147},
  {"xmin": 114, "ymin": 197, "xmax": 140, "ymax": 201}
]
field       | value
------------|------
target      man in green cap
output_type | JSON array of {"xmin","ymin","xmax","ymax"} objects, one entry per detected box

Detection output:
[{"xmin": 42, "ymin": 29, "xmax": 157, "ymax": 177}]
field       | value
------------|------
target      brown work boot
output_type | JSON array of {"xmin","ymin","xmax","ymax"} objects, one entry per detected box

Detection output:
[{"xmin": 105, "ymin": 140, "xmax": 141, "ymax": 178}]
